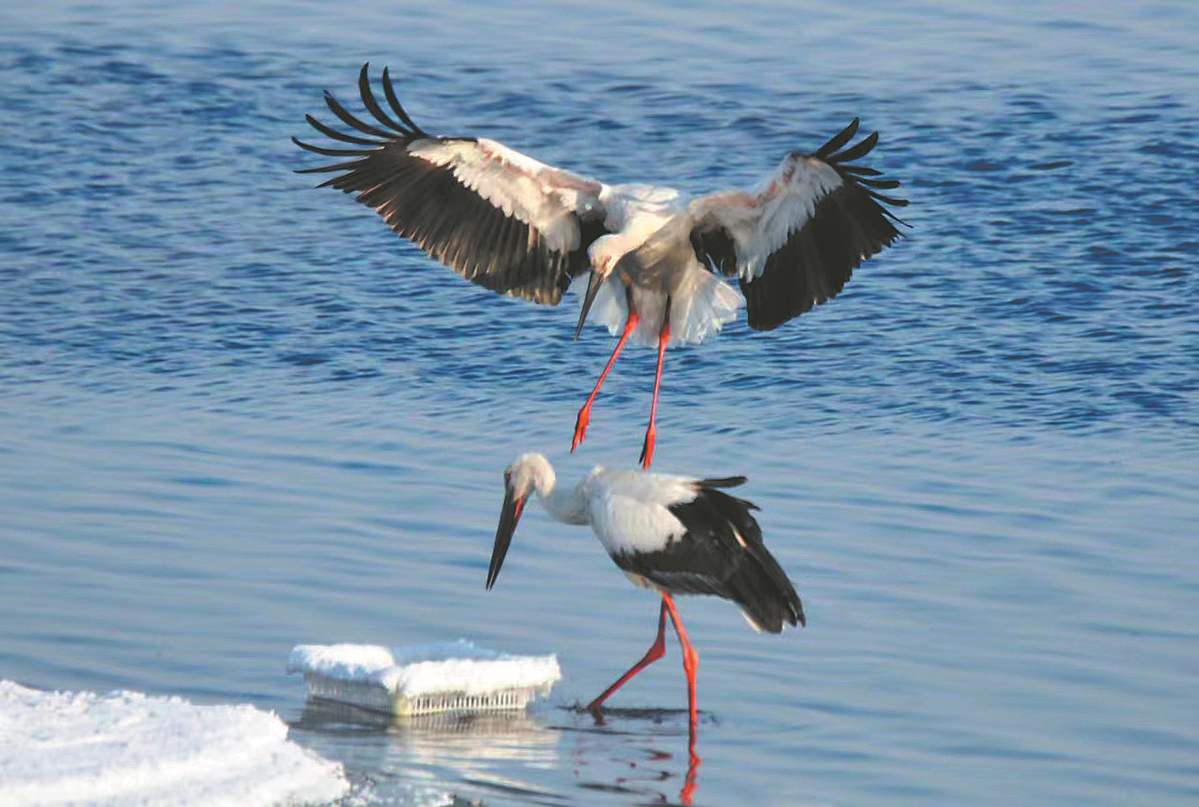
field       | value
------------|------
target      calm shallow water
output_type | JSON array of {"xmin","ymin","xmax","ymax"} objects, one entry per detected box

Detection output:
[{"xmin": 1, "ymin": 1, "xmax": 1197, "ymax": 805}]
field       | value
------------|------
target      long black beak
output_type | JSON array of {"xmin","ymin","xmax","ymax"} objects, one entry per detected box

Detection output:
[
  {"xmin": 574, "ymin": 271, "xmax": 604, "ymax": 340},
  {"xmin": 486, "ymin": 483, "xmax": 526, "ymax": 590}
]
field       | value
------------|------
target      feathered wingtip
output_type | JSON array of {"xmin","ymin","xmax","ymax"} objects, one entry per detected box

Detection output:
[
  {"xmin": 811, "ymin": 118, "xmax": 909, "ymax": 224},
  {"xmin": 293, "ymin": 63, "xmax": 431, "ymax": 174},
  {"xmin": 697, "ymin": 475, "xmax": 748, "ymax": 490}
]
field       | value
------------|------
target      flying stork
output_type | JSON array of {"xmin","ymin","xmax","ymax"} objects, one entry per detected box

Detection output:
[
  {"xmin": 294, "ymin": 65, "xmax": 907, "ymax": 466},
  {"xmin": 487, "ymin": 452, "xmax": 804, "ymax": 752}
]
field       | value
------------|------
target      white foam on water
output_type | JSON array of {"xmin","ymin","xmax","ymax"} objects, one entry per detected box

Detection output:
[
  {"xmin": 287, "ymin": 640, "xmax": 561, "ymax": 697},
  {"xmin": 0, "ymin": 680, "xmax": 348, "ymax": 807}
]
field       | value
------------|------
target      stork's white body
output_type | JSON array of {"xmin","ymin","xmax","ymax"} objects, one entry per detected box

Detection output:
[
  {"xmin": 534, "ymin": 460, "xmax": 714, "ymax": 558},
  {"xmin": 581, "ymin": 184, "xmax": 743, "ymax": 348}
]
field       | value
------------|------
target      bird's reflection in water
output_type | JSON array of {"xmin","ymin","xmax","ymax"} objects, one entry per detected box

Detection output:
[
  {"xmin": 295, "ymin": 696, "xmax": 559, "ymax": 763},
  {"xmin": 293, "ymin": 697, "xmax": 562, "ymax": 803},
  {"xmin": 295, "ymin": 696, "xmax": 712, "ymax": 804},
  {"xmin": 566, "ymin": 705, "xmax": 708, "ymax": 805}
]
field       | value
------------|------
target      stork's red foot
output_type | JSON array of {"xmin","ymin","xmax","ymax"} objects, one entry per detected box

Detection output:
[
  {"xmin": 639, "ymin": 425, "xmax": 656, "ymax": 468},
  {"xmin": 572, "ymin": 405, "xmax": 592, "ymax": 452}
]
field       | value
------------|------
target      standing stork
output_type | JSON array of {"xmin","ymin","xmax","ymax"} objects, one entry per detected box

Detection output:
[
  {"xmin": 487, "ymin": 453, "xmax": 804, "ymax": 755},
  {"xmin": 295, "ymin": 65, "xmax": 907, "ymax": 466}
]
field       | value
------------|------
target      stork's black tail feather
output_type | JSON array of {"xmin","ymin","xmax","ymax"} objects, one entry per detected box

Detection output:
[
  {"xmin": 700, "ymin": 488, "xmax": 805, "ymax": 631},
  {"xmin": 697, "ymin": 475, "xmax": 749, "ymax": 491}
]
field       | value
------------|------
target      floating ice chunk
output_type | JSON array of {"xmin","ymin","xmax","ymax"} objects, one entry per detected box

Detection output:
[
  {"xmin": 0, "ymin": 680, "xmax": 348, "ymax": 807},
  {"xmin": 287, "ymin": 642, "xmax": 399, "ymax": 682},
  {"xmin": 288, "ymin": 640, "xmax": 560, "ymax": 716}
]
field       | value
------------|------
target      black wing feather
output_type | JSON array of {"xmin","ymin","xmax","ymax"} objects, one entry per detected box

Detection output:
[
  {"xmin": 357, "ymin": 66, "xmax": 408, "ymax": 134},
  {"xmin": 814, "ymin": 117, "xmax": 860, "ymax": 160},
  {"xmin": 380, "ymin": 66, "xmax": 428, "ymax": 136},
  {"xmin": 322, "ymin": 90, "xmax": 396, "ymax": 140},
  {"xmin": 697, "ymin": 475, "xmax": 750, "ymax": 491}
]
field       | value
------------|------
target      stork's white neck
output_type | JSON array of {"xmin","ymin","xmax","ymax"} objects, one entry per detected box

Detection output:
[{"xmin": 539, "ymin": 480, "xmax": 589, "ymax": 526}]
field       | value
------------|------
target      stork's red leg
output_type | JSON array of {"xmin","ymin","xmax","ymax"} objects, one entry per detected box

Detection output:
[
  {"xmin": 662, "ymin": 592, "xmax": 701, "ymax": 760},
  {"xmin": 573, "ymin": 298, "xmax": 639, "ymax": 453},
  {"xmin": 639, "ymin": 297, "xmax": 671, "ymax": 468},
  {"xmin": 586, "ymin": 596, "xmax": 668, "ymax": 712}
]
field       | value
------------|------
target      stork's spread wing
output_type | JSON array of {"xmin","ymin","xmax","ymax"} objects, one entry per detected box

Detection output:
[
  {"xmin": 294, "ymin": 64, "xmax": 611, "ymax": 305},
  {"xmin": 689, "ymin": 119, "xmax": 907, "ymax": 330}
]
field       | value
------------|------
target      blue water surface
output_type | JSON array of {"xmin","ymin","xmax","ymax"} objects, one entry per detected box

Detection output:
[{"xmin": 1, "ymin": 1, "xmax": 1197, "ymax": 805}]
